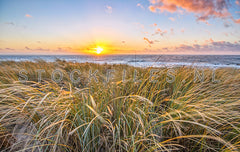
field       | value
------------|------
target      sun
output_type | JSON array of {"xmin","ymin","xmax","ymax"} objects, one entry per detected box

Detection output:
[
  {"xmin": 95, "ymin": 46, "xmax": 104, "ymax": 54},
  {"xmin": 83, "ymin": 43, "xmax": 108, "ymax": 55}
]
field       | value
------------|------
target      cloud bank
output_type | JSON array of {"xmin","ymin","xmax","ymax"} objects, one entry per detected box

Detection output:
[{"xmin": 159, "ymin": 39, "xmax": 240, "ymax": 54}]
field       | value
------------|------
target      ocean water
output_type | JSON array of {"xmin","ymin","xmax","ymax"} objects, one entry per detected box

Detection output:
[{"xmin": 0, "ymin": 55, "xmax": 240, "ymax": 68}]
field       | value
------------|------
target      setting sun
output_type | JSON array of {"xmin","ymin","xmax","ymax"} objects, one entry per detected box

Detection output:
[
  {"xmin": 82, "ymin": 42, "xmax": 110, "ymax": 55},
  {"xmin": 95, "ymin": 46, "xmax": 104, "ymax": 55}
]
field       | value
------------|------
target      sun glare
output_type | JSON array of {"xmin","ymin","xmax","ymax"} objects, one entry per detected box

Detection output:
[{"xmin": 95, "ymin": 46, "xmax": 103, "ymax": 54}]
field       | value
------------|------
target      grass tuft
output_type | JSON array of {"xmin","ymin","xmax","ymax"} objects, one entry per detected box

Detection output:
[{"xmin": 0, "ymin": 60, "xmax": 239, "ymax": 151}]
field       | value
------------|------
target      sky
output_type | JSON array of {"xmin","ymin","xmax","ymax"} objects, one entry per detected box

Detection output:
[{"xmin": 0, "ymin": 0, "xmax": 240, "ymax": 55}]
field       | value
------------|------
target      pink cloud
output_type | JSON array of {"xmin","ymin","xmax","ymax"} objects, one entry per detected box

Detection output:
[
  {"xmin": 149, "ymin": 6, "xmax": 157, "ymax": 12},
  {"xmin": 25, "ymin": 14, "xmax": 32, "ymax": 18},
  {"xmin": 148, "ymin": 0, "xmax": 231, "ymax": 22},
  {"xmin": 154, "ymin": 28, "xmax": 168, "ymax": 36},
  {"xmin": 205, "ymin": 38, "xmax": 214, "ymax": 43},
  {"xmin": 156, "ymin": 3, "xmax": 177, "ymax": 13},
  {"xmin": 236, "ymin": 0, "xmax": 240, "ymax": 6},
  {"xmin": 169, "ymin": 17, "xmax": 175, "ymax": 21},
  {"xmin": 137, "ymin": 3, "xmax": 144, "ymax": 9},
  {"xmin": 209, "ymin": 38, "xmax": 214, "ymax": 43},
  {"xmin": 233, "ymin": 18, "xmax": 240, "ymax": 24},
  {"xmin": 152, "ymin": 23, "xmax": 157, "ymax": 26},
  {"xmin": 157, "ymin": 28, "xmax": 162, "ymax": 32}
]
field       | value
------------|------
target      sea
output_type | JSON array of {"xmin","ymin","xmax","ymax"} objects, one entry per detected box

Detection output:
[{"xmin": 0, "ymin": 55, "xmax": 240, "ymax": 68}]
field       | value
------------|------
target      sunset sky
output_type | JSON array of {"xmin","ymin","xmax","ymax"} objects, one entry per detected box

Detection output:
[{"xmin": 0, "ymin": 0, "xmax": 240, "ymax": 55}]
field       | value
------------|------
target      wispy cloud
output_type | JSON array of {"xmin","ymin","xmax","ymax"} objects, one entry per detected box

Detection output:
[
  {"xmin": 168, "ymin": 17, "xmax": 175, "ymax": 22},
  {"xmin": 105, "ymin": 5, "xmax": 112, "ymax": 14},
  {"xmin": 154, "ymin": 28, "xmax": 167, "ymax": 36},
  {"xmin": 5, "ymin": 48, "xmax": 15, "ymax": 51},
  {"xmin": 144, "ymin": 37, "xmax": 154, "ymax": 46},
  {"xmin": 25, "ymin": 46, "xmax": 30, "ymax": 50},
  {"xmin": 137, "ymin": 3, "xmax": 144, "ymax": 9}
]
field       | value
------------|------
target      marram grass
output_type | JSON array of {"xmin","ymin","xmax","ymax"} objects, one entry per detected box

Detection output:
[{"xmin": 0, "ymin": 60, "xmax": 239, "ymax": 151}]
